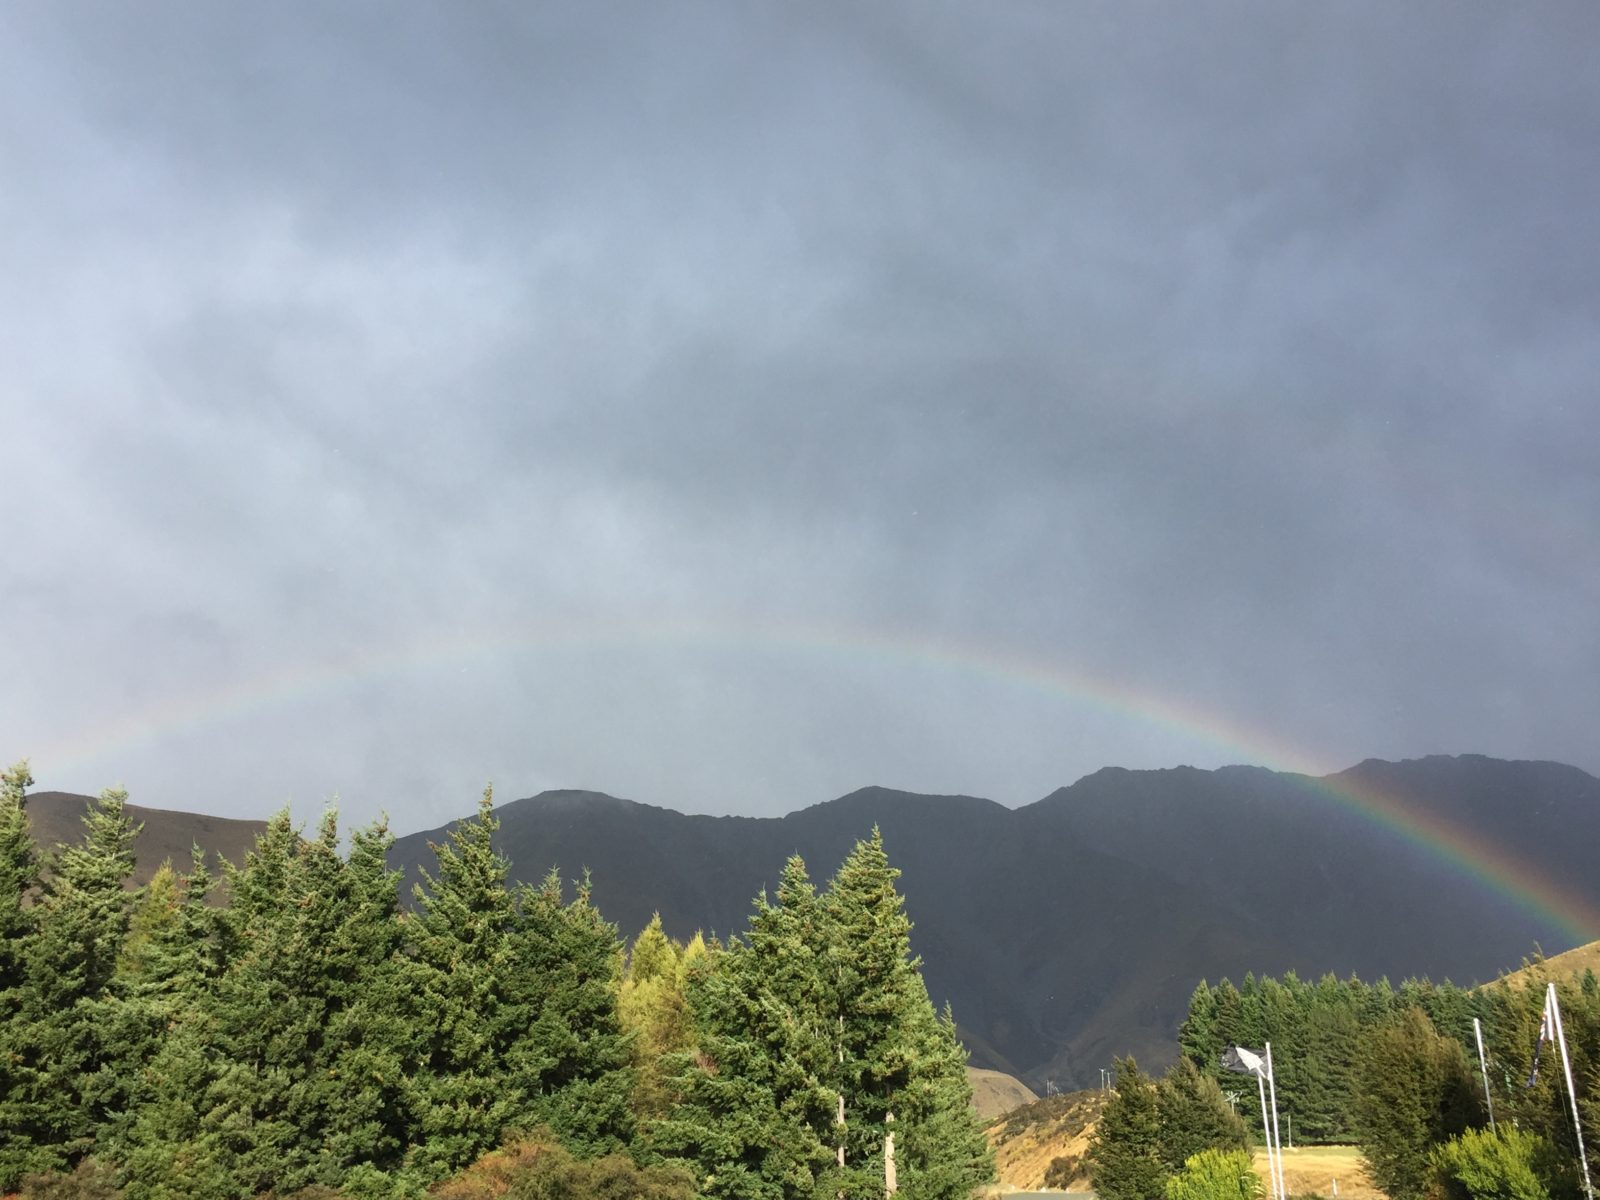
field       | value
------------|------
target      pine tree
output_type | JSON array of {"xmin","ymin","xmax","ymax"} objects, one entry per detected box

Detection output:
[
  {"xmin": 123, "ymin": 809, "xmax": 416, "ymax": 1197},
  {"xmin": 1291, "ymin": 976, "xmax": 1363, "ymax": 1143},
  {"xmin": 822, "ymin": 830, "xmax": 991, "ymax": 1200},
  {"xmin": 95, "ymin": 848, "xmax": 217, "ymax": 1165},
  {"xmin": 1179, "ymin": 981, "xmax": 1220, "ymax": 1071},
  {"xmin": 309, "ymin": 814, "xmax": 415, "ymax": 1185},
  {"xmin": 894, "ymin": 999, "xmax": 994, "ymax": 1200},
  {"xmin": 1157, "ymin": 1059, "xmax": 1250, "ymax": 1172},
  {"xmin": 656, "ymin": 838, "xmax": 991, "ymax": 1200},
  {"xmin": 1353, "ymin": 1006, "xmax": 1481, "ymax": 1200},
  {"xmin": 499, "ymin": 867, "xmax": 634, "ymax": 1155},
  {"xmin": 404, "ymin": 787, "xmax": 523, "ymax": 1179},
  {"xmin": 652, "ymin": 858, "xmax": 837, "ymax": 1200},
  {"xmin": 405, "ymin": 786, "xmax": 634, "ymax": 1180},
  {"xmin": 0, "ymin": 760, "xmax": 41, "ymax": 1190},
  {"xmin": 0, "ymin": 786, "xmax": 142, "ymax": 1185},
  {"xmin": 1090, "ymin": 1058, "xmax": 1169, "ymax": 1200},
  {"xmin": 0, "ymin": 759, "xmax": 38, "ymax": 981}
]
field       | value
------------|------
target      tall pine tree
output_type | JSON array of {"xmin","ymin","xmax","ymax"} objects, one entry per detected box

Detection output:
[
  {"xmin": 1090, "ymin": 1058, "xmax": 1168, "ymax": 1200},
  {"xmin": 405, "ymin": 786, "xmax": 633, "ymax": 1181},
  {"xmin": 652, "ymin": 857, "xmax": 838, "ymax": 1200},
  {"xmin": 0, "ymin": 786, "xmax": 141, "ymax": 1185},
  {"xmin": 822, "ymin": 830, "xmax": 991, "ymax": 1200},
  {"xmin": 0, "ymin": 759, "xmax": 41, "ymax": 1190}
]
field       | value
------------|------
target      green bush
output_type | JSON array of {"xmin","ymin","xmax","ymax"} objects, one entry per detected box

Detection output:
[
  {"xmin": 1164, "ymin": 1149, "xmax": 1262, "ymax": 1200},
  {"xmin": 1431, "ymin": 1126, "xmax": 1552, "ymax": 1200}
]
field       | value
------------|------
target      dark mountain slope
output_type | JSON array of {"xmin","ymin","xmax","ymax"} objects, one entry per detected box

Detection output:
[{"xmin": 389, "ymin": 756, "xmax": 1600, "ymax": 1087}]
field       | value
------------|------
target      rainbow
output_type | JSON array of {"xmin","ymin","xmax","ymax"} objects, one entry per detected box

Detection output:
[{"xmin": 17, "ymin": 612, "xmax": 1600, "ymax": 944}]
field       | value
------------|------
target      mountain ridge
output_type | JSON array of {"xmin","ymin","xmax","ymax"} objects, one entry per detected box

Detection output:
[
  {"xmin": 384, "ymin": 754, "xmax": 1600, "ymax": 1086},
  {"xmin": 23, "ymin": 756, "xmax": 1599, "ymax": 1087}
]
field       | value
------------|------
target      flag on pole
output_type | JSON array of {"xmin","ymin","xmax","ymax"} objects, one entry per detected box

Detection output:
[
  {"xmin": 1527, "ymin": 994, "xmax": 1552, "ymax": 1088},
  {"xmin": 1223, "ymin": 1046, "xmax": 1268, "ymax": 1077}
]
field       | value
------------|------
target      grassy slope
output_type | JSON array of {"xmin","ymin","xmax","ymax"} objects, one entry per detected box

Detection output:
[
  {"xmin": 985, "ymin": 1090, "xmax": 1109, "ymax": 1191},
  {"xmin": 1491, "ymin": 940, "xmax": 1600, "ymax": 989},
  {"xmin": 970, "ymin": 1067, "xmax": 1040, "ymax": 1122}
]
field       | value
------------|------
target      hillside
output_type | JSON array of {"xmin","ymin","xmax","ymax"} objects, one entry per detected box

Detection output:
[
  {"xmin": 24, "ymin": 791, "xmax": 266, "ymax": 885},
  {"xmin": 1485, "ymin": 939, "xmax": 1600, "ymax": 990},
  {"xmin": 985, "ymin": 1089, "xmax": 1109, "ymax": 1192},
  {"xmin": 968, "ymin": 1068, "xmax": 1039, "ymax": 1121},
  {"xmin": 388, "ymin": 756, "xmax": 1600, "ymax": 1087}
]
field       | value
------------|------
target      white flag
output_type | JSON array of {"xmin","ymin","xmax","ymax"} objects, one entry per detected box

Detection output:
[{"xmin": 1222, "ymin": 1045, "xmax": 1267, "ymax": 1077}]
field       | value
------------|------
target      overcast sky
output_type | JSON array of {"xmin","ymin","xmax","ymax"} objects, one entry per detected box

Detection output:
[{"xmin": 3, "ymin": 3, "xmax": 1596, "ymax": 835}]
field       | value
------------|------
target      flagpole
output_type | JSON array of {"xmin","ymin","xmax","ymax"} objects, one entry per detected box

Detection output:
[
  {"xmin": 1265, "ymin": 1042, "xmax": 1287, "ymax": 1200},
  {"xmin": 1254, "ymin": 1068, "xmax": 1278, "ymax": 1200},
  {"xmin": 1473, "ymin": 1017, "xmax": 1496, "ymax": 1133},
  {"xmin": 1547, "ymin": 983, "xmax": 1593, "ymax": 1200}
]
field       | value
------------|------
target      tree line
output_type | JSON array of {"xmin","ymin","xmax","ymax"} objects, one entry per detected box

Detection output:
[
  {"xmin": 1152, "ymin": 963, "xmax": 1600, "ymax": 1200},
  {"xmin": 0, "ymin": 761, "xmax": 992, "ymax": 1199}
]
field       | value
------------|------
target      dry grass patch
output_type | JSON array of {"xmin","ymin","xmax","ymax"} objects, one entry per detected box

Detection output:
[
  {"xmin": 985, "ymin": 1089, "xmax": 1109, "ymax": 1192},
  {"xmin": 1252, "ymin": 1144, "xmax": 1381, "ymax": 1200}
]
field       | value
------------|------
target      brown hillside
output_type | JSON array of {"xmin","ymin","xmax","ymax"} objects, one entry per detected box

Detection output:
[
  {"xmin": 25, "ymin": 791, "xmax": 266, "ymax": 886},
  {"xmin": 968, "ymin": 1067, "xmax": 1038, "ymax": 1121},
  {"xmin": 1491, "ymin": 940, "xmax": 1600, "ymax": 989},
  {"xmin": 985, "ymin": 1088, "xmax": 1109, "ymax": 1192}
]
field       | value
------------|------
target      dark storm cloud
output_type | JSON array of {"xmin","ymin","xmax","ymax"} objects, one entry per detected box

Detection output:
[{"xmin": 2, "ymin": 2, "xmax": 1596, "ymax": 831}]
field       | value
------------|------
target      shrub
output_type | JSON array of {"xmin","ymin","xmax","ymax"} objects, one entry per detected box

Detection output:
[
  {"xmin": 1164, "ymin": 1149, "xmax": 1263, "ymax": 1200},
  {"xmin": 431, "ymin": 1134, "xmax": 693, "ymax": 1200},
  {"xmin": 1431, "ymin": 1126, "xmax": 1553, "ymax": 1200},
  {"xmin": 1044, "ymin": 1154, "xmax": 1083, "ymax": 1189},
  {"xmin": 17, "ymin": 1158, "xmax": 124, "ymax": 1200}
]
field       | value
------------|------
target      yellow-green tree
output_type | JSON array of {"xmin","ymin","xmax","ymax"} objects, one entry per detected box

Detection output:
[
  {"xmin": 1165, "ymin": 1149, "xmax": 1262, "ymax": 1200},
  {"xmin": 620, "ymin": 914, "xmax": 697, "ymax": 1121}
]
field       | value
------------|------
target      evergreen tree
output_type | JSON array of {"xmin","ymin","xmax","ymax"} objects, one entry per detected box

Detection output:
[
  {"xmin": 1090, "ymin": 1058, "xmax": 1169, "ymax": 1200},
  {"xmin": 652, "ymin": 858, "xmax": 837, "ymax": 1200},
  {"xmin": 0, "ymin": 786, "xmax": 141, "ymax": 1185},
  {"xmin": 0, "ymin": 759, "xmax": 38, "ymax": 982},
  {"xmin": 657, "ymin": 837, "xmax": 990, "ymax": 1200},
  {"xmin": 892, "ymin": 999, "xmax": 994, "ymax": 1200},
  {"xmin": 499, "ymin": 867, "xmax": 634, "ymax": 1155},
  {"xmin": 1179, "ymin": 982, "xmax": 1220, "ymax": 1072},
  {"xmin": 1353, "ymin": 1006, "xmax": 1482, "ymax": 1200},
  {"xmin": 95, "ymin": 847, "xmax": 216, "ymax": 1164},
  {"xmin": 0, "ymin": 759, "xmax": 41, "ymax": 1189},
  {"xmin": 123, "ymin": 810, "xmax": 415, "ymax": 1198},
  {"xmin": 822, "ymin": 829, "xmax": 991, "ymax": 1200},
  {"xmin": 1295, "ymin": 979, "xmax": 1361, "ymax": 1143},
  {"xmin": 404, "ymin": 787, "xmax": 525, "ymax": 1179},
  {"xmin": 1157, "ymin": 1059, "xmax": 1250, "ymax": 1172},
  {"xmin": 406, "ymin": 786, "xmax": 634, "ymax": 1181}
]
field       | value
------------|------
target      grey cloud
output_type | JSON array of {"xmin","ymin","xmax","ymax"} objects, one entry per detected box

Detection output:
[{"xmin": 2, "ymin": 2, "xmax": 1596, "ymax": 829}]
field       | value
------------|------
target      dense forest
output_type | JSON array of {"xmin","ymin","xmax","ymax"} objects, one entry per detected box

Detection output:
[
  {"xmin": 1088, "ymin": 960, "xmax": 1600, "ymax": 1200},
  {"xmin": 0, "ymin": 761, "xmax": 992, "ymax": 1199}
]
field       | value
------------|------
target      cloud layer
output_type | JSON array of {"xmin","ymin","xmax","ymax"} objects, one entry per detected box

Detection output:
[{"xmin": 4, "ymin": 3, "xmax": 1597, "ymax": 832}]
